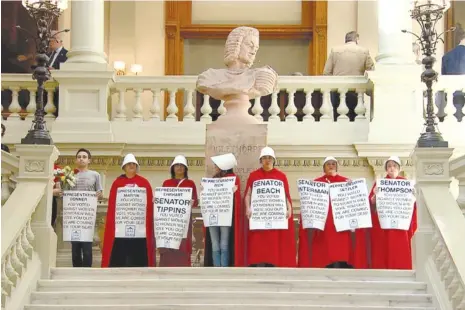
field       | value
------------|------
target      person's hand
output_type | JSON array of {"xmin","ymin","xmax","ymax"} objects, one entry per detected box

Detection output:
[
  {"xmin": 370, "ymin": 194, "xmax": 376, "ymax": 205},
  {"xmin": 346, "ymin": 179, "xmax": 353, "ymax": 184},
  {"xmin": 286, "ymin": 207, "xmax": 292, "ymax": 219},
  {"xmin": 97, "ymin": 191, "xmax": 103, "ymax": 200},
  {"xmin": 246, "ymin": 207, "xmax": 252, "ymax": 219},
  {"xmin": 48, "ymin": 66, "xmax": 54, "ymax": 70},
  {"xmin": 53, "ymin": 188, "xmax": 62, "ymax": 197},
  {"xmin": 233, "ymin": 185, "xmax": 238, "ymax": 193}
]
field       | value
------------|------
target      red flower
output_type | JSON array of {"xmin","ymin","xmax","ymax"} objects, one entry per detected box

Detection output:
[{"xmin": 73, "ymin": 168, "xmax": 80, "ymax": 174}]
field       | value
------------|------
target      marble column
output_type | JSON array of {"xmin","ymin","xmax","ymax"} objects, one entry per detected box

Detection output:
[
  {"xmin": 376, "ymin": 0, "xmax": 414, "ymax": 64},
  {"xmin": 66, "ymin": 0, "xmax": 106, "ymax": 64}
]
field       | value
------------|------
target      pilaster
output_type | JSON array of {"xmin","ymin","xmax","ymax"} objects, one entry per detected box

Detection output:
[
  {"xmin": 15, "ymin": 145, "xmax": 60, "ymax": 279},
  {"xmin": 450, "ymin": 155, "xmax": 465, "ymax": 214},
  {"xmin": 412, "ymin": 147, "xmax": 454, "ymax": 282}
]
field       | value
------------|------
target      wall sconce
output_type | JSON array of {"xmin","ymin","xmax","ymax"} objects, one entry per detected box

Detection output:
[
  {"xmin": 113, "ymin": 61, "xmax": 126, "ymax": 76},
  {"xmin": 131, "ymin": 64, "xmax": 143, "ymax": 76}
]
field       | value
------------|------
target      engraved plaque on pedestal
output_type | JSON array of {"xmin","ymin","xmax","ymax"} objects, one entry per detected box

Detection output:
[{"xmin": 205, "ymin": 123, "xmax": 268, "ymax": 196}]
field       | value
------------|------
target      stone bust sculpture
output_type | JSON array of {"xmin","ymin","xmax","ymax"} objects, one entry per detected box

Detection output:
[{"xmin": 196, "ymin": 27, "xmax": 278, "ymax": 123}]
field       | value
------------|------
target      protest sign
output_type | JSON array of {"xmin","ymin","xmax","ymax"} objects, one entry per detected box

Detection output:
[
  {"xmin": 249, "ymin": 179, "xmax": 287, "ymax": 230},
  {"xmin": 297, "ymin": 179, "xmax": 330, "ymax": 230},
  {"xmin": 329, "ymin": 178, "xmax": 372, "ymax": 232},
  {"xmin": 62, "ymin": 191, "xmax": 98, "ymax": 242},
  {"xmin": 376, "ymin": 178, "xmax": 416, "ymax": 230},
  {"xmin": 115, "ymin": 187, "xmax": 147, "ymax": 238},
  {"xmin": 154, "ymin": 187, "xmax": 193, "ymax": 249},
  {"xmin": 200, "ymin": 176, "xmax": 236, "ymax": 227}
]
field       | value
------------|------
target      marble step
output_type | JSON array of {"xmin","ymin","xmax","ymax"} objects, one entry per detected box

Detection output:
[
  {"xmin": 50, "ymin": 267, "xmax": 416, "ymax": 281},
  {"xmin": 37, "ymin": 279, "xmax": 427, "ymax": 293},
  {"xmin": 25, "ymin": 305, "xmax": 437, "ymax": 310},
  {"xmin": 30, "ymin": 291, "xmax": 433, "ymax": 307}
]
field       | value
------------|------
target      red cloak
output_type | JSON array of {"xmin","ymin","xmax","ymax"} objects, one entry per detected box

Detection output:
[
  {"xmin": 369, "ymin": 175, "xmax": 417, "ymax": 270},
  {"xmin": 245, "ymin": 168, "xmax": 296, "ymax": 267},
  {"xmin": 204, "ymin": 173, "xmax": 244, "ymax": 267},
  {"xmin": 158, "ymin": 178, "xmax": 198, "ymax": 267},
  {"xmin": 298, "ymin": 174, "xmax": 370, "ymax": 268},
  {"xmin": 101, "ymin": 174, "xmax": 155, "ymax": 268}
]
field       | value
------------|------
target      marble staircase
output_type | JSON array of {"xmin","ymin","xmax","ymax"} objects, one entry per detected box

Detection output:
[{"xmin": 25, "ymin": 267, "xmax": 435, "ymax": 310}]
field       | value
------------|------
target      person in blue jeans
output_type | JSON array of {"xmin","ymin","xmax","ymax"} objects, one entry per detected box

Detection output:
[{"xmin": 204, "ymin": 153, "xmax": 240, "ymax": 267}]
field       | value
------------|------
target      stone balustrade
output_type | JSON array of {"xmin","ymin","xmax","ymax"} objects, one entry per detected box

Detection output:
[
  {"xmin": 1, "ymin": 151, "xmax": 19, "ymax": 205},
  {"xmin": 413, "ymin": 148, "xmax": 465, "ymax": 310},
  {"xmin": 1, "ymin": 73, "xmax": 464, "ymax": 148}
]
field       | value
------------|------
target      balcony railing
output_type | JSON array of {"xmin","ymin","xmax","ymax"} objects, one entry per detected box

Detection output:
[{"xmin": 1, "ymin": 73, "xmax": 463, "ymax": 146}]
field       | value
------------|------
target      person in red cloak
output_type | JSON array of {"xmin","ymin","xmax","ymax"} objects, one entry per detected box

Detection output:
[
  {"xmin": 369, "ymin": 156, "xmax": 417, "ymax": 270},
  {"xmin": 203, "ymin": 153, "xmax": 243, "ymax": 267},
  {"xmin": 298, "ymin": 156, "xmax": 369, "ymax": 269},
  {"xmin": 158, "ymin": 155, "xmax": 198, "ymax": 267},
  {"xmin": 101, "ymin": 154, "xmax": 155, "ymax": 268},
  {"xmin": 244, "ymin": 146, "xmax": 296, "ymax": 267}
]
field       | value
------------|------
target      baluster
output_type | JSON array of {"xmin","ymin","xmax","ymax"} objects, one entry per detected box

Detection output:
[
  {"xmin": 285, "ymin": 89, "xmax": 297, "ymax": 122},
  {"xmin": 440, "ymin": 256, "xmax": 451, "ymax": 279},
  {"xmin": 1, "ymin": 261, "xmax": 13, "ymax": 296},
  {"xmin": 302, "ymin": 89, "xmax": 315, "ymax": 122},
  {"xmin": 320, "ymin": 89, "xmax": 332, "ymax": 121},
  {"xmin": 26, "ymin": 220, "xmax": 35, "ymax": 247},
  {"xmin": 336, "ymin": 89, "xmax": 349, "ymax": 121},
  {"xmin": 8, "ymin": 87, "xmax": 21, "ymax": 120},
  {"xmin": 10, "ymin": 246, "xmax": 24, "ymax": 277},
  {"xmin": 445, "ymin": 89, "xmax": 457, "ymax": 121},
  {"xmin": 218, "ymin": 100, "xmax": 226, "ymax": 116},
  {"xmin": 166, "ymin": 89, "xmax": 178, "ymax": 121},
  {"xmin": 452, "ymin": 286, "xmax": 465, "ymax": 309},
  {"xmin": 5, "ymin": 255, "xmax": 19, "ymax": 286},
  {"xmin": 200, "ymin": 95, "xmax": 212, "ymax": 123},
  {"xmin": 184, "ymin": 90, "xmax": 195, "ymax": 121},
  {"xmin": 252, "ymin": 96, "xmax": 263, "ymax": 121},
  {"xmin": 21, "ymin": 227, "xmax": 33, "ymax": 258},
  {"xmin": 1, "ymin": 172, "xmax": 12, "ymax": 205},
  {"xmin": 26, "ymin": 88, "xmax": 37, "ymax": 120},
  {"xmin": 114, "ymin": 89, "xmax": 127, "ymax": 121},
  {"xmin": 354, "ymin": 88, "xmax": 367, "ymax": 120},
  {"xmin": 149, "ymin": 89, "xmax": 161, "ymax": 121},
  {"xmin": 16, "ymin": 236, "xmax": 29, "ymax": 268},
  {"xmin": 268, "ymin": 91, "xmax": 280, "ymax": 122},
  {"xmin": 132, "ymin": 88, "xmax": 143, "ymax": 121},
  {"xmin": 44, "ymin": 88, "xmax": 56, "ymax": 118}
]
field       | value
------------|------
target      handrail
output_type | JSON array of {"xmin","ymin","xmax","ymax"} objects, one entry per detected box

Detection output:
[
  {"xmin": 1, "ymin": 183, "xmax": 46, "ymax": 259},
  {"xmin": 1, "ymin": 151, "xmax": 19, "ymax": 174}
]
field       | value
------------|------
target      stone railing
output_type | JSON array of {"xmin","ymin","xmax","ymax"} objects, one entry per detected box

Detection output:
[
  {"xmin": 450, "ymin": 154, "xmax": 465, "ymax": 215},
  {"xmin": 2, "ymin": 73, "xmax": 464, "ymax": 148},
  {"xmin": 1, "ymin": 145, "xmax": 59, "ymax": 310},
  {"xmin": 413, "ymin": 148, "xmax": 465, "ymax": 310},
  {"xmin": 1, "ymin": 151, "xmax": 19, "ymax": 205}
]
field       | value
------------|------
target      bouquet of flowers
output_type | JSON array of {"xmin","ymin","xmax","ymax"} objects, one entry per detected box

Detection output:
[{"xmin": 53, "ymin": 165, "xmax": 78, "ymax": 190}]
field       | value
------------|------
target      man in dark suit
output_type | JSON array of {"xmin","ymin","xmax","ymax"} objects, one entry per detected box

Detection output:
[
  {"xmin": 48, "ymin": 31, "xmax": 68, "ymax": 117},
  {"xmin": 441, "ymin": 25, "xmax": 465, "ymax": 121}
]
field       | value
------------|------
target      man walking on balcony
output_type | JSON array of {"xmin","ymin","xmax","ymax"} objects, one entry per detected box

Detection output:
[
  {"xmin": 323, "ymin": 31, "xmax": 374, "ymax": 121},
  {"xmin": 441, "ymin": 25, "xmax": 465, "ymax": 122},
  {"xmin": 48, "ymin": 31, "xmax": 68, "ymax": 117}
]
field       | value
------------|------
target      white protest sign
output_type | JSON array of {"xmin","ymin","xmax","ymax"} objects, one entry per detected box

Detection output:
[
  {"xmin": 200, "ymin": 176, "xmax": 236, "ymax": 227},
  {"xmin": 249, "ymin": 179, "xmax": 288, "ymax": 230},
  {"xmin": 376, "ymin": 178, "xmax": 416, "ymax": 230},
  {"xmin": 115, "ymin": 187, "xmax": 147, "ymax": 238},
  {"xmin": 297, "ymin": 179, "xmax": 330, "ymax": 230},
  {"xmin": 154, "ymin": 187, "xmax": 192, "ymax": 249},
  {"xmin": 62, "ymin": 191, "xmax": 98, "ymax": 242},
  {"xmin": 329, "ymin": 178, "xmax": 372, "ymax": 232}
]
